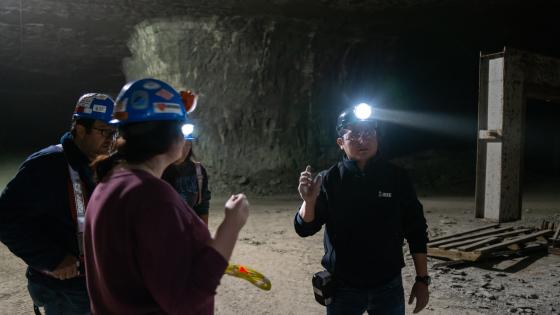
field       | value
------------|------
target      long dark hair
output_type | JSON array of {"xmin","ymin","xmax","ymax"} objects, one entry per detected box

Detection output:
[
  {"xmin": 93, "ymin": 120, "xmax": 183, "ymax": 180},
  {"xmin": 186, "ymin": 146, "xmax": 195, "ymax": 162}
]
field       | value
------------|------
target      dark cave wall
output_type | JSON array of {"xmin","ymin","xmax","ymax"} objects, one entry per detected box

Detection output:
[
  {"xmin": 123, "ymin": 16, "xmax": 399, "ymax": 190},
  {"xmin": 2, "ymin": 1, "xmax": 557, "ymax": 194}
]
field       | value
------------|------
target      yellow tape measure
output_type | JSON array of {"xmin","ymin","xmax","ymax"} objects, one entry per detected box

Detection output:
[{"xmin": 225, "ymin": 264, "xmax": 271, "ymax": 291}]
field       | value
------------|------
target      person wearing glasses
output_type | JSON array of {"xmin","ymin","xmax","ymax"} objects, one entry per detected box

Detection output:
[
  {"xmin": 294, "ymin": 103, "xmax": 430, "ymax": 315},
  {"xmin": 0, "ymin": 93, "xmax": 116, "ymax": 315},
  {"xmin": 84, "ymin": 78, "xmax": 249, "ymax": 314}
]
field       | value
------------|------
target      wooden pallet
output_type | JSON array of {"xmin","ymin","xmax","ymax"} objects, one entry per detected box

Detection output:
[
  {"xmin": 549, "ymin": 225, "xmax": 560, "ymax": 256},
  {"xmin": 428, "ymin": 224, "xmax": 554, "ymax": 262}
]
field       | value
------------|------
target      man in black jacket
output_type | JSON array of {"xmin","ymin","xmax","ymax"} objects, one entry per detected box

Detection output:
[
  {"xmin": 294, "ymin": 103, "xmax": 430, "ymax": 315},
  {"xmin": 0, "ymin": 93, "xmax": 116, "ymax": 315}
]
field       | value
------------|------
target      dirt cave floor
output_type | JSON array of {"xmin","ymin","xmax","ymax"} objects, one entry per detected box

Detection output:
[{"xmin": 1, "ymin": 194, "xmax": 559, "ymax": 315}]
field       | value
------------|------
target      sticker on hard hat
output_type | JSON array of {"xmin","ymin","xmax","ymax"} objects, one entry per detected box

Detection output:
[
  {"xmin": 154, "ymin": 102, "xmax": 182, "ymax": 114},
  {"xmin": 115, "ymin": 98, "xmax": 127, "ymax": 112},
  {"xmin": 76, "ymin": 99, "xmax": 93, "ymax": 111},
  {"xmin": 143, "ymin": 81, "xmax": 161, "ymax": 90},
  {"xmin": 155, "ymin": 89, "xmax": 174, "ymax": 101},
  {"xmin": 131, "ymin": 90, "xmax": 149, "ymax": 110},
  {"xmin": 92, "ymin": 105, "xmax": 107, "ymax": 113}
]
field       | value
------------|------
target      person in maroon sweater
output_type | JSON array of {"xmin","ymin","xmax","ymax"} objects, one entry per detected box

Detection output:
[{"xmin": 84, "ymin": 78, "xmax": 249, "ymax": 315}]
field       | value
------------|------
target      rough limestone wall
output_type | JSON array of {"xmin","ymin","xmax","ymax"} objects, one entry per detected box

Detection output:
[{"xmin": 123, "ymin": 15, "xmax": 397, "ymax": 194}]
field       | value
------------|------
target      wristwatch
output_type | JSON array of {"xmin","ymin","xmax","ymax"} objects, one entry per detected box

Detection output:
[{"xmin": 415, "ymin": 275, "xmax": 431, "ymax": 286}]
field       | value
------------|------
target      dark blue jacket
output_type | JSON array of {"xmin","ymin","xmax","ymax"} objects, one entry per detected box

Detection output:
[
  {"xmin": 294, "ymin": 156, "xmax": 429, "ymax": 288},
  {"xmin": 0, "ymin": 132, "xmax": 94, "ymax": 276},
  {"xmin": 162, "ymin": 160, "xmax": 211, "ymax": 216}
]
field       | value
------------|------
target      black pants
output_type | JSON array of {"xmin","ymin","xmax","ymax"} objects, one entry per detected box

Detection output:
[{"xmin": 327, "ymin": 274, "xmax": 405, "ymax": 315}]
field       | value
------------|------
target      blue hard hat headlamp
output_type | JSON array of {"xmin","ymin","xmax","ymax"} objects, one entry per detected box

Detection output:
[
  {"xmin": 112, "ymin": 78, "xmax": 198, "ymax": 140},
  {"xmin": 182, "ymin": 123, "xmax": 195, "ymax": 141}
]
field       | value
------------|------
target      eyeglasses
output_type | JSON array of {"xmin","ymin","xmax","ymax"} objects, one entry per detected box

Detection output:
[
  {"xmin": 342, "ymin": 128, "xmax": 377, "ymax": 142},
  {"xmin": 91, "ymin": 127, "xmax": 118, "ymax": 139}
]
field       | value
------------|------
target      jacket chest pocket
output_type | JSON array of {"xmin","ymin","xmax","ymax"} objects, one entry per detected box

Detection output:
[{"xmin": 369, "ymin": 192, "xmax": 402, "ymax": 226}]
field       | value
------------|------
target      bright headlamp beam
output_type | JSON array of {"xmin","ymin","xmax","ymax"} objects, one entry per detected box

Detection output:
[
  {"xmin": 182, "ymin": 123, "xmax": 194, "ymax": 137},
  {"xmin": 354, "ymin": 103, "xmax": 373, "ymax": 120},
  {"xmin": 371, "ymin": 107, "xmax": 474, "ymax": 139}
]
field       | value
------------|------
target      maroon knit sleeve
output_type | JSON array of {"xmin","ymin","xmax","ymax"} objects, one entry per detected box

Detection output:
[{"xmin": 134, "ymin": 184, "xmax": 227, "ymax": 315}]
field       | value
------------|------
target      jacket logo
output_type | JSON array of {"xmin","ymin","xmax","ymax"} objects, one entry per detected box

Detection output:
[{"xmin": 378, "ymin": 191, "xmax": 392, "ymax": 198}]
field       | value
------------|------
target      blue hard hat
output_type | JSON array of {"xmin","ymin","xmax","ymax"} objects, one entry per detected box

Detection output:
[
  {"xmin": 73, "ymin": 93, "xmax": 115, "ymax": 124},
  {"xmin": 112, "ymin": 78, "xmax": 195, "ymax": 139},
  {"xmin": 112, "ymin": 78, "xmax": 191, "ymax": 124}
]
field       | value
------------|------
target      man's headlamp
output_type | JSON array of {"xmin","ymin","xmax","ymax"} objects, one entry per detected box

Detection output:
[
  {"xmin": 336, "ymin": 103, "xmax": 378, "ymax": 136},
  {"xmin": 353, "ymin": 103, "xmax": 373, "ymax": 120}
]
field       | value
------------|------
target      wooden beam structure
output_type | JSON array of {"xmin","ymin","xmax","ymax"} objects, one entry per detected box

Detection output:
[{"xmin": 427, "ymin": 225, "xmax": 553, "ymax": 262}]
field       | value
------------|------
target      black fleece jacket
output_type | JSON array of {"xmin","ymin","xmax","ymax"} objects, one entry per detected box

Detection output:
[
  {"xmin": 294, "ymin": 156, "xmax": 428, "ymax": 288},
  {"xmin": 0, "ymin": 132, "xmax": 94, "ymax": 287}
]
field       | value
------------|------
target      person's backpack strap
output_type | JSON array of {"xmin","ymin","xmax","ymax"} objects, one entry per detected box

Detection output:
[
  {"xmin": 56, "ymin": 144, "xmax": 87, "ymax": 263},
  {"xmin": 194, "ymin": 162, "xmax": 203, "ymax": 206}
]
